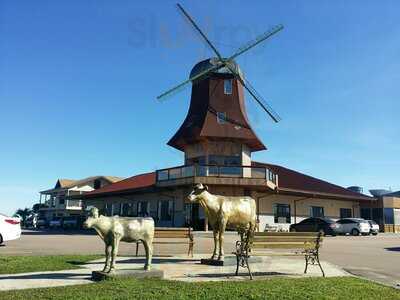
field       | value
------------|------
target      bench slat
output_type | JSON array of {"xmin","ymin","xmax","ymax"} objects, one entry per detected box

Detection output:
[
  {"xmin": 154, "ymin": 234, "xmax": 190, "ymax": 238},
  {"xmin": 252, "ymin": 242, "xmax": 318, "ymax": 249},
  {"xmin": 252, "ymin": 237, "xmax": 322, "ymax": 243},
  {"xmin": 153, "ymin": 241, "xmax": 192, "ymax": 244},
  {"xmin": 154, "ymin": 232, "xmax": 190, "ymax": 235},
  {"xmin": 254, "ymin": 232, "xmax": 319, "ymax": 237},
  {"xmin": 155, "ymin": 227, "xmax": 192, "ymax": 231}
]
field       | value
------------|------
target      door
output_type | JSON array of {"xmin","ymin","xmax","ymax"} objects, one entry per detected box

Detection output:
[
  {"xmin": 337, "ymin": 219, "xmax": 353, "ymax": 234},
  {"xmin": 185, "ymin": 203, "xmax": 204, "ymax": 230},
  {"xmin": 157, "ymin": 200, "xmax": 173, "ymax": 227},
  {"xmin": 296, "ymin": 218, "xmax": 315, "ymax": 232}
]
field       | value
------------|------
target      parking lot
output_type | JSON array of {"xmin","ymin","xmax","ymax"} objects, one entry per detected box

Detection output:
[{"xmin": 1, "ymin": 230, "xmax": 399, "ymax": 287}]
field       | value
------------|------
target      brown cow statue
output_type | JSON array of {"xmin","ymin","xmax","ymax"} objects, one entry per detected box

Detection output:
[
  {"xmin": 83, "ymin": 207, "xmax": 154, "ymax": 272},
  {"xmin": 188, "ymin": 183, "xmax": 256, "ymax": 261}
]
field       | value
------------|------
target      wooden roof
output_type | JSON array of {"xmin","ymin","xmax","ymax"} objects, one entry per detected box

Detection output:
[{"xmin": 168, "ymin": 74, "xmax": 266, "ymax": 152}]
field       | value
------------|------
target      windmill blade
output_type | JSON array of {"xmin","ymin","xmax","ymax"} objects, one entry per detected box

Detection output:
[
  {"xmin": 228, "ymin": 25, "xmax": 284, "ymax": 61},
  {"xmin": 225, "ymin": 64, "xmax": 281, "ymax": 122},
  {"xmin": 242, "ymin": 77, "xmax": 281, "ymax": 122},
  {"xmin": 176, "ymin": 3, "xmax": 223, "ymax": 60},
  {"xmin": 157, "ymin": 62, "xmax": 224, "ymax": 100}
]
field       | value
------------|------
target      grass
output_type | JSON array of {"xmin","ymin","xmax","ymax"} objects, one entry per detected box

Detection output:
[
  {"xmin": 0, "ymin": 277, "xmax": 399, "ymax": 300},
  {"xmin": 0, "ymin": 255, "xmax": 102, "ymax": 274}
]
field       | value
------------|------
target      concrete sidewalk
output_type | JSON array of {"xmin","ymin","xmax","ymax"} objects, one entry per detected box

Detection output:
[
  {"xmin": 0, "ymin": 255, "xmax": 348, "ymax": 291},
  {"xmin": 0, "ymin": 269, "xmax": 92, "ymax": 291}
]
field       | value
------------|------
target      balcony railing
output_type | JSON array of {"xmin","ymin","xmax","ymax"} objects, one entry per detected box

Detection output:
[{"xmin": 156, "ymin": 164, "xmax": 277, "ymax": 185}]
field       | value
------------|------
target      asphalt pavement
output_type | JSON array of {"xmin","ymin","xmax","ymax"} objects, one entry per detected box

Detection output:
[{"xmin": 1, "ymin": 230, "xmax": 399, "ymax": 288}]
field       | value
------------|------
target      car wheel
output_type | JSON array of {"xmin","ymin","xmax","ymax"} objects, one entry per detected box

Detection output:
[
  {"xmin": 0, "ymin": 234, "xmax": 3, "ymax": 245},
  {"xmin": 351, "ymin": 228, "xmax": 360, "ymax": 236},
  {"xmin": 372, "ymin": 232, "xmax": 378, "ymax": 236}
]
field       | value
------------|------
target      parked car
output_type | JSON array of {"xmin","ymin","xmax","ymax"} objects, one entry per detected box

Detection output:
[
  {"xmin": 289, "ymin": 217, "xmax": 339, "ymax": 236},
  {"xmin": 0, "ymin": 213, "xmax": 21, "ymax": 244},
  {"xmin": 49, "ymin": 217, "xmax": 63, "ymax": 229},
  {"xmin": 336, "ymin": 218, "xmax": 370, "ymax": 236},
  {"xmin": 62, "ymin": 216, "xmax": 80, "ymax": 229},
  {"xmin": 26, "ymin": 214, "xmax": 38, "ymax": 228},
  {"xmin": 367, "ymin": 220, "xmax": 379, "ymax": 235},
  {"xmin": 37, "ymin": 218, "xmax": 48, "ymax": 228}
]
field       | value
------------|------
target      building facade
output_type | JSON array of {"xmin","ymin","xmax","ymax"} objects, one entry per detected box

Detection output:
[
  {"xmin": 360, "ymin": 190, "xmax": 400, "ymax": 233},
  {"xmin": 79, "ymin": 58, "xmax": 373, "ymax": 230},
  {"xmin": 39, "ymin": 176, "xmax": 123, "ymax": 221}
]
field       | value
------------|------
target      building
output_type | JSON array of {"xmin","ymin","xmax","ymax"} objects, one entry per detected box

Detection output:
[
  {"xmin": 360, "ymin": 190, "xmax": 400, "ymax": 233},
  {"xmin": 39, "ymin": 176, "xmax": 124, "ymax": 221},
  {"xmin": 79, "ymin": 58, "xmax": 373, "ymax": 231}
]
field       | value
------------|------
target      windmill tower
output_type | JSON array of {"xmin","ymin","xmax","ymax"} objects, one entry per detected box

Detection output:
[{"xmin": 159, "ymin": 4, "xmax": 283, "ymax": 174}]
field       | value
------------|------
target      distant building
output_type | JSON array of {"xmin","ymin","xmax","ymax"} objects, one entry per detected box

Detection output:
[
  {"xmin": 39, "ymin": 176, "xmax": 124, "ymax": 221},
  {"xmin": 360, "ymin": 190, "xmax": 400, "ymax": 233},
  {"xmin": 77, "ymin": 58, "xmax": 373, "ymax": 231}
]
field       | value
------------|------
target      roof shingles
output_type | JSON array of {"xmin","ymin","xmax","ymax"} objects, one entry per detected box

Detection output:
[
  {"xmin": 85, "ymin": 172, "xmax": 156, "ymax": 197},
  {"xmin": 253, "ymin": 161, "xmax": 372, "ymax": 200}
]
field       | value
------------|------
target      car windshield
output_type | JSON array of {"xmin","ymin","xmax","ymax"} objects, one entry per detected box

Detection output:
[{"xmin": 368, "ymin": 220, "xmax": 377, "ymax": 225}]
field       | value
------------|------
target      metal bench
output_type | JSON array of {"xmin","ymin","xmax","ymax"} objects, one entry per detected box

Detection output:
[
  {"xmin": 136, "ymin": 227, "xmax": 194, "ymax": 257},
  {"xmin": 234, "ymin": 231, "xmax": 324, "ymax": 279}
]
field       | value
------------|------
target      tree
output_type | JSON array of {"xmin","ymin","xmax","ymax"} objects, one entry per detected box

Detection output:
[
  {"xmin": 32, "ymin": 203, "xmax": 48, "ymax": 213},
  {"xmin": 15, "ymin": 208, "xmax": 32, "ymax": 227}
]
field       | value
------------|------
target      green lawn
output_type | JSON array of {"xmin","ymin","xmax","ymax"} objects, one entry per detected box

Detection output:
[
  {"xmin": 0, "ymin": 255, "xmax": 101, "ymax": 274},
  {"xmin": 0, "ymin": 277, "xmax": 399, "ymax": 300}
]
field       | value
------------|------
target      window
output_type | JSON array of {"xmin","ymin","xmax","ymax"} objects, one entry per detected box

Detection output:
[
  {"xmin": 58, "ymin": 197, "xmax": 65, "ymax": 205},
  {"xmin": 94, "ymin": 179, "xmax": 101, "ymax": 189},
  {"xmin": 337, "ymin": 219, "xmax": 353, "ymax": 224},
  {"xmin": 138, "ymin": 201, "xmax": 149, "ymax": 217},
  {"xmin": 112, "ymin": 203, "xmax": 121, "ymax": 216},
  {"xmin": 208, "ymin": 155, "xmax": 241, "ymax": 166},
  {"xmin": 217, "ymin": 112, "xmax": 226, "ymax": 124},
  {"xmin": 105, "ymin": 203, "xmax": 112, "ymax": 216},
  {"xmin": 384, "ymin": 208, "xmax": 394, "ymax": 224},
  {"xmin": 158, "ymin": 200, "xmax": 173, "ymax": 221},
  {"xmin": 340, "ymin": 208, "xmax": 352, "ymax": 218},
  {"xmin": 372, "ymin": 208, "xmax": 383, "ymax": 224},
  {"xmin": 224, "ymin": 79, "xmax": 232, "ymax": 94},
  {"xmin": 360, "ymin": 208, "xmax": 371, "ymax": 220},
  {"xmin": 310, "ymin": 206, "xmax": 324, "ymax": 218},
  {"xmin": 273, "ymin": 204, "xmax": 291, "ymax": 223},
  {"xmin": 299, "ymin": 218, "xmax": 314, "ymax": 224},
  {"xmin": 121, "ymin": 203, "xmax": 131, "ymax": 217}
]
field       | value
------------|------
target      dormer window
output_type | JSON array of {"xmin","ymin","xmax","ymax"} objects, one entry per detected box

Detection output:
[
  {"xmin": 224, "ymin": 79, "xmax": 232, "ymax": 94},
  {"xmin": 217, "ymin": 112, "xmax": 226, "ymax": 124},
  {"xmin": 94, "ymin": 179, "xmax": 101, "ymax": 189}
]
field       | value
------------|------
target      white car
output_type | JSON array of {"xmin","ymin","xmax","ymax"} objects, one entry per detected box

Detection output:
[
  {"xmin": 0, "ymin": 213, "xmax": 22, "ymax": 244},
  {"xmin": 367, "ymin": 220, "xmax": 379, "ymax": 235},
  {"xmin": 336, "ymin": 218, "xmax": 371, "ymax": 236}
]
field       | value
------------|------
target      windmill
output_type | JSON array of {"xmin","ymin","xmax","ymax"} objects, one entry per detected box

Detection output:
[{"xmin": 157, "ymin": 3, "xmax": 283, "ymax": 123}]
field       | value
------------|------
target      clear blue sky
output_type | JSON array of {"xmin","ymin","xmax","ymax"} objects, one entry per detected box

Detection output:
[{"xmin": 1, "ymin": 1, "xmax": 399, "ymax": 216}]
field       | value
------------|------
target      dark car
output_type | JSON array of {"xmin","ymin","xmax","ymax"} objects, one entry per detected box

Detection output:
[{"xmin": 289, "ymin": 217, "xmax": 339, "ymax": 236}]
